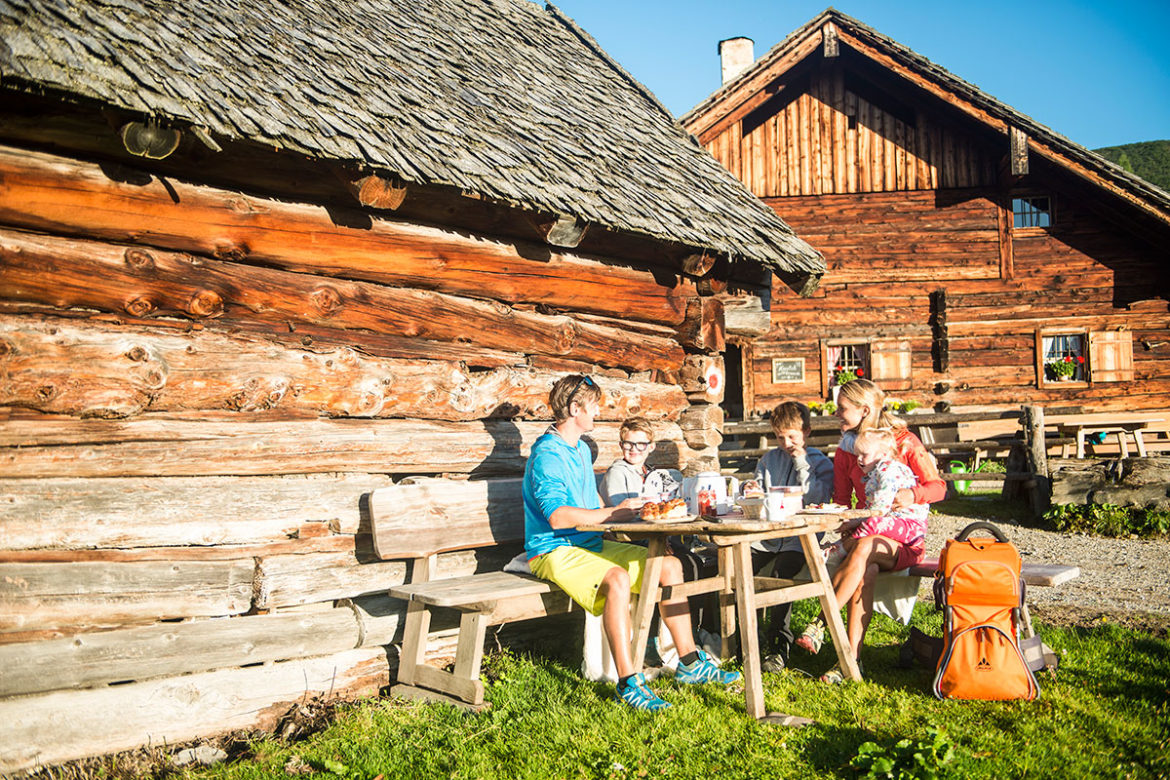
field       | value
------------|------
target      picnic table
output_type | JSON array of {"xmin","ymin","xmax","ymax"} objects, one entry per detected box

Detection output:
[
  {"xmin": 1051, "ymin": 414, "xmax": 1163, "ymax": 458},
  {"xmin": 578, "ymin": 509, "xmax": 869, "ymax": 722}
]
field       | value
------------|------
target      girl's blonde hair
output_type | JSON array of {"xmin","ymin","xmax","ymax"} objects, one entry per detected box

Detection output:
[
  {"xmin": 837, "ymin": 378, "xmax": 905, "ymax": 434},
  {"xmin": 854, "ymin": 428, "xmax": 896, "ymax": 459}
]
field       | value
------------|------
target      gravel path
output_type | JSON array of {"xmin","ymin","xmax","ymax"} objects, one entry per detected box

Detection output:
[{"xmin": 923, "ymin": 502, "xmax": 1170, "ymax": 634}]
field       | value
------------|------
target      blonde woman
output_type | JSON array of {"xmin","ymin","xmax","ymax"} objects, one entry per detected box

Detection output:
[{"xmin": 798, "ymin": 379, "xmax": 945, "ymax": 682}]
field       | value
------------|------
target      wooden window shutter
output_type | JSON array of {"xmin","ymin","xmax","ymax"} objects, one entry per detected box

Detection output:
[
  {"xmin": 869, "ymin": 339, "xmax": 912, "ymax": 390},
  {"xmin": 1088, "ymin": 331, "xmax": 1134, "ymax": 382}
]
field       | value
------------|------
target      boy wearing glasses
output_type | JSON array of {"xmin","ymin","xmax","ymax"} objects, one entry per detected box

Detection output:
[
  {"xmin": 523, "ymin": 375, "xmax": 740, "ymax": 711},
  {"xmin": 600, "ymin": 417, "xmax": 656, "ymax": 506}
]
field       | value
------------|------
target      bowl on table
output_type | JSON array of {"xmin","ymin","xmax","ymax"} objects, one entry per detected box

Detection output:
[{"xmin": 735, "ymin": 496, "xmax": 765, "ymax": 520}]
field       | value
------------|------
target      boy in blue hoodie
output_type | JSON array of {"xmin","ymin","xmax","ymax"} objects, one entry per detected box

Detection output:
[{"xmin": 748, "ymin": 401, "xmax": 834, "ymax": 672}]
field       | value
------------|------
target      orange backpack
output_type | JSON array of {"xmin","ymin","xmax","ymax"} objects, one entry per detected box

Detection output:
[{"xmin": 932, "ymin": 522, "xmax": 1039, "ymax": 701}]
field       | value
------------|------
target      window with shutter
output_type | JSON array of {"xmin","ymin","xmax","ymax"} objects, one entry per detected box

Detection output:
[{"xmin": 1088, "ymin": 331, "xmax": 1134, "ymax": 382}]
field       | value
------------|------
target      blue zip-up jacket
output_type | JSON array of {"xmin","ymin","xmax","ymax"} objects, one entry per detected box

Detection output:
[{"xmin": 523, "ymin": 430, "xmax": 602, "ymax": 558}]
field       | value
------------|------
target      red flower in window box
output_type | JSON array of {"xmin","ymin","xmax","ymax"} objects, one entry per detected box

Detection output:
[{"xmin": 856, "ymin": 368, "xmax": 864, "ymax": 377}]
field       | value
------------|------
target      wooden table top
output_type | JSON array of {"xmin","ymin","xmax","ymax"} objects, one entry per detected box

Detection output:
[{"xmin": 577, "ymin": 509, "xmax": 867, "ymax": 537}]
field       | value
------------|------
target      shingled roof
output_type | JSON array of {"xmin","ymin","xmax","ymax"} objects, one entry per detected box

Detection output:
[
  {"xmin": 0, "ymin": 0, "xmax": 824, "ymax": 277},
  {"xmin": 684, "ymin": 8, "xmax": 1170, "ymax": 226}
]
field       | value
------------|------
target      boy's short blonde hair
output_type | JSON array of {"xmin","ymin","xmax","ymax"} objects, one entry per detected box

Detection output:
[
  {"xmin": 550, "ymin": 374, "xmax": 602, "ymax": 421},
  {"xmin": 854, "ymin": 428, "xmax": 896, "ymax": 458},
  {"xmin": 619, "ymin": 416, "xmax": 655, "ymax": 441},
  {"xmin": 769, "ymin": 401, "xmax": 811, "ymax": 434}
]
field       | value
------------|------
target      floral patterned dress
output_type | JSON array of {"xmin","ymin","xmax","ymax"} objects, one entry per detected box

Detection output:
[{"xmin": 849, "ymin": 458, "xmax": 930, "ymax": 560}]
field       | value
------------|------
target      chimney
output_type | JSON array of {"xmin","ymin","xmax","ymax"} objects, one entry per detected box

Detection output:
[{"xmin": 718, "ymin": 37, "xmax": 754, "ymax": 85}]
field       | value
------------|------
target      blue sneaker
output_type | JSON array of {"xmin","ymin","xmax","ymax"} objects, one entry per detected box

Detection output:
[
  {"xmin": 616, "ymin": 673, "xmax": 671, "ymax": 711},
  {"xmin": 675, "ymin": 650, "xmax": 742, "ymax": 685}
]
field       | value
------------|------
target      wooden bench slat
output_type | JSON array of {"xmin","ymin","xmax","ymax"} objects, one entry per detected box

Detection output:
[
  {"xmin": 390, "ymin": 570, "xmax": 554, "ymax": 608},
  {"xmin": 906, "ymin": 558, "xmax": 1080, "ymax": 587}
]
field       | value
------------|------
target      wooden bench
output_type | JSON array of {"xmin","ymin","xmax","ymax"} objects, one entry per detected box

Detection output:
[{"xmin": 372, "ymin": 477, "xmax": 578, "ymax": 709}]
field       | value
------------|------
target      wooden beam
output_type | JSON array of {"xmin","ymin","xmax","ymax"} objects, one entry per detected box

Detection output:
[
  {"xmin": 1010, "ymin": 126, "xmax": 1029, "ymax": 176},
  {"xmin": 822, "ymin": 23, "xmax": 840, "ymax": 58}
]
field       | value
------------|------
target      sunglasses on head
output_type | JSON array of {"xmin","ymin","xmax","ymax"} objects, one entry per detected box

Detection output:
[
  {"xmin": 566, "ymin": 375, "xmax": 596, "ymax": 406},
  {"xmin": 620, "ymin": 440, "xmax": 651, "ymax": 452}
]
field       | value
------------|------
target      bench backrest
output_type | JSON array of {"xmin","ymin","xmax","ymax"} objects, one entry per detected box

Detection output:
[{"xmin": 370, "ymin": 478, "xmax": 524, "ymax": 560}]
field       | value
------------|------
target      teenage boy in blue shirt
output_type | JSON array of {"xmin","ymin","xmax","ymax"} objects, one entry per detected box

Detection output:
[{"xmin": 523, "ymin": 374, "xmax": 740, "ymax": 711}]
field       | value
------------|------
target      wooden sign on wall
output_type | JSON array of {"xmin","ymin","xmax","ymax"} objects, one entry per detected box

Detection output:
[{"xmin": 771, "ymin": 358, "xmax": 805, "ymax": 384}]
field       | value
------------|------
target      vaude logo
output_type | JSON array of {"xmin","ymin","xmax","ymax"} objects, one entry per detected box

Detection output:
[{"xmin": 976, "ymin": 658, "xmax": 993, "ymax": 671}]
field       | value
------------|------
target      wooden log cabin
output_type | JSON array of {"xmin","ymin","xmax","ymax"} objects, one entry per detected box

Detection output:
[
  {"xmin": 0, "ymin": 0, "xmax": 823, "ymax": 771},
  {"xmin": 683, "ymin": 10, "xmax": 1170, "ymax": 418}
]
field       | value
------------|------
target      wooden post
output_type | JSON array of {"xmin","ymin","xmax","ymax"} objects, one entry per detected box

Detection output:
[{"xmin": 1021, "ymin": 405, "xmax": 1050, "ymax": 515}]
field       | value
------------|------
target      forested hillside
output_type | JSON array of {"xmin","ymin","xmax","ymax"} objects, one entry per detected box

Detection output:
[{"xmin": 1095, "ymin": 140, "xmax": 1170, "ymax": 192}]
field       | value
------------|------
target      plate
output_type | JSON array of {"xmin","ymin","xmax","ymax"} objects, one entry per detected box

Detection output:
[
  {"xmin": 639, "ymin": 513, "xmax": 697, "ymax": 524},
  {"xmin": 802, "ymin": 504, "xmax": 849, "ymax": 514}
]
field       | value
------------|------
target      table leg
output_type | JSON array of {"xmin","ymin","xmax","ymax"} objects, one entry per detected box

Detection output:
[
  {"xmin": 717, "ymin": 546, "xmax": 737, "ymax": 660},
  {"xmin": 1117, "ymin": 431, "xmax": 1130, "ymax": 458},
  {"xmin": 731, "ymin": 541, "xmax": 765, "ymax": 718},
  {"xmin": 799, "ymin": 531, "xmax": 862, "ymax": 682},
  {"xmin": 1135, "ymin": 430, "xmax": 1148, "ymax": 457},
  {"xmin": 630, "ymin": 537, "xmax": 667, "ymax": 671},
  {"xmin": 1076, "ymin": 430, "xmax": 1086, "ymax": 459}
]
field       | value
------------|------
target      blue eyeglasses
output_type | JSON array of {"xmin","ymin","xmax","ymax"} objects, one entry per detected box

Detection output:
[{"xmin": 566, "ymin": 375, "xmax": 596, "ymax": 406}]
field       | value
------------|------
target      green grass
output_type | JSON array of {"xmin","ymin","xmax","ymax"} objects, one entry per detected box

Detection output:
[{"xmin": 163, "ymin": 600, "xmax": 1169, "ymax": 780}]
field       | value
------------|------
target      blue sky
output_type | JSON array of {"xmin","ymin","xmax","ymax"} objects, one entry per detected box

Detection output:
[{"xmin": 546, "ymin": 0, "xmax": 1170, "ymax": 150}]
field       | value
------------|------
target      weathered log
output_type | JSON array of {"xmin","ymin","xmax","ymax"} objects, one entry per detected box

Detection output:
[
  {"xmin": 1049, "ymin": 457, "xmax": 1170, "ymax": 510},
  {"xmin": 0, "ymin": 647, "xmax": 388, "ymax": 775},
  {"xmin": 0, "ymin": 144, "xmax": 691, "ymax": 325},
  {"xmin": 1022, "ymin": 405, "xmax": 1050, "ymax": 515},
  {"xmin": 256, "ymin": 549, "xmax": 480, "ymax": 609},
  {"xmin": 0, "ymin": 473, "xmax": 389, "ymax": 551},
  {"xmin": 0, "ymin": 559, "xmax": 254, "ymax": 634},
  {"xmin": 679, "ymin": 354, "xmax": 726, "ymax": 404},
  {"xmin": 0, "ymin": 607, "xmax": 357, "ymax": 698},
  {"xmin": 678, "ymin": 402, "xmax": 725, "ymax": 432},
  {"xmin": 0, "ymin": 299, "xmax": 526, "ymax": 367},
  {"xmin": 0, "ymin": 315, "xmax": 688, "ymax": 421},
  {"xmin": 0, "ymin": 229, "xmax": 684, "ymax": 372},
  {"xmin": 349, "ymin": 172, "xmax": 408, "ymax": 210},
  {"xmin": 0, "ymin": 417, "xmax": 696, "ymax": 478},
  {"xmin": 677, "ymin": 297, "xmax": 726, "ymax": 353},
  {"xmin": 683, "ymin": 427, "xmax": 723, "ymax": 449}
]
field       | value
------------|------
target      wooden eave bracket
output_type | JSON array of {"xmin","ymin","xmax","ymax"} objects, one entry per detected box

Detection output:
[{"xmin": 534, "ymin": 214, "xmax": 589, "ymax": 248}]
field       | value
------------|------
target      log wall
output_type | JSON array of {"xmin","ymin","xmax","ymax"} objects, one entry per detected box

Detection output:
[
  {"xmin": 688, "ymin": 57, "xmax": 1170, "ymax": 418},
  {"xmin": 742, "ymin": 185, "xmax": 1170, "ymax": 414},
  {"xmin": 0, "ymin": 141, "xmax": 727, "ymax": 772}
]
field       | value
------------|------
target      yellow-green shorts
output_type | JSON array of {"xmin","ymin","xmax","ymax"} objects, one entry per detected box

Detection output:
[{"xmin": 530, "ymin": 540, "xmax": 648, "ymax": 617}]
